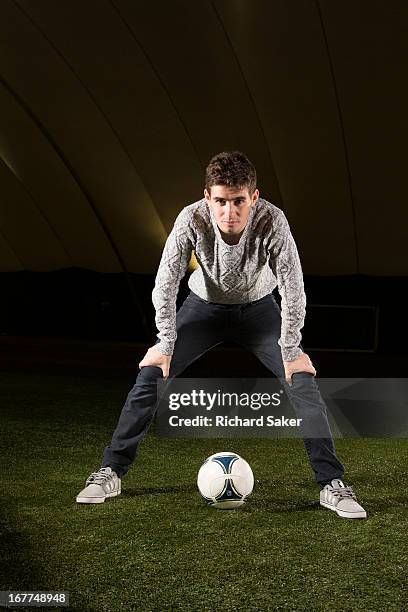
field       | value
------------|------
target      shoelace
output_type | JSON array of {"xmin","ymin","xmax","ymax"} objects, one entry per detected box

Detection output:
[
  {"xmin": 86, "ymin": 468, "xmax": 113, "ymax": 485},
  {"xmin": 330, "ymin": 486, "xmax": 356, "ymax": 500}
]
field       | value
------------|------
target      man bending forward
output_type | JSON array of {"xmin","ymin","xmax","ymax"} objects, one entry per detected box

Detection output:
[{"xmin": 76, "ymin": 151, "xmax": 367, "ymax": 519}]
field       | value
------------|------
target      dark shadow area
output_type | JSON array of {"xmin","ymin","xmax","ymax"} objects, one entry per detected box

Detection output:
[
  {"xmin": 1, "ymin": 269, "xmax": 408, "ymax": 354},
  {"xmin": 0, "ymin": 505, "xmax": 44, "ymax": 593},
  {"xmin": 1, "ymin": 269, "xmax": 407, "ymax": 378},
  {"xmin": 1, "ymin": 335, "xmax": 407, "ymax": 378}
]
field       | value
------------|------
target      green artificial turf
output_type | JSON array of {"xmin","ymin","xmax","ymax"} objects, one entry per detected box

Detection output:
[{"xmin": 1, "ymin": 370, "xmax": 407, "ymax": 611}]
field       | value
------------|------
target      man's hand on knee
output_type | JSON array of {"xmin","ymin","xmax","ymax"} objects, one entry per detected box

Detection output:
[
  {"xmin": 138, "ymin": 346, "xmax": 172, "ymax": 379},
  {"xmin": 283, "ymin": 352, "xmax": 316, "ymax": 386}
]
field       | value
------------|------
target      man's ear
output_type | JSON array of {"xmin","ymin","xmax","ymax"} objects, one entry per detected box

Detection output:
[
  {"xmin": 204, "ymin": 188, "xmax": 210, "ymax": 202},
  {"xmin": 252, "ymin": 188, "xmax": 259, "ymax": 204}
]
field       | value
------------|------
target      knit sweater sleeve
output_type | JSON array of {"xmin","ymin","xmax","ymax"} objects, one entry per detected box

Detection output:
[
  {"xmin": 151, "ymin": 208, "xmax": 194, "ymax": 355},
  {"xmin": 268, "ymin": 210, "xmax": 306, "ymax": 362}
]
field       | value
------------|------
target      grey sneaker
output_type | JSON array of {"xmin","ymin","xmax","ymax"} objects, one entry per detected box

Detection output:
[
  {"xmin": 320, "ymin": 479, "xmax": 367, "ymax": 519},
  {"xmin": 76, "ymin": 467, "xmax": 121, "ymax": 504}
]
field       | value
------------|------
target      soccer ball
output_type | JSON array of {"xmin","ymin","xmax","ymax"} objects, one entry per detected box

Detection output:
[{"xmin": 197, "ymin": 451, "xmax": 254, "ymax": 509}]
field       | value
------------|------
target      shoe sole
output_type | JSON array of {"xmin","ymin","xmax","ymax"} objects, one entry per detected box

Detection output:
[
  {"xmin": 76, "ymin": 488, "xmax": 121, "ymax": 504},
  {"xmin": 320, "ymin": 500, "xmax": 367, "ymax": 519}
]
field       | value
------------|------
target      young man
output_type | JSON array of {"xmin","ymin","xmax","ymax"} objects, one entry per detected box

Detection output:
[{"xmin": 76, "ymin": 151, "xmax": 367, "ymax": 519}]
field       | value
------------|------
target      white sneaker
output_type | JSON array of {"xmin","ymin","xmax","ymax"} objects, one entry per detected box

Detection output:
[
  {"xmin": 76, "ymin": 467, "xmax": 121, "ymax": 504},
  {"xmin": 320, "ymin": 479, "xmax": 367, "ymax": 519}
]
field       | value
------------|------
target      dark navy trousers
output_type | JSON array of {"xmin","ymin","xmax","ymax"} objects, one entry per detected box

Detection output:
[{"xmin": 101, "ymin": 291, "xmax": 344, "ymax": 487}]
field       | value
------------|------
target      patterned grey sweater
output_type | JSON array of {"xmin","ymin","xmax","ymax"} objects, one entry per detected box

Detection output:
[{"xmin": 152, "ymin": 196, "xmax": 306, "ymax": 361}]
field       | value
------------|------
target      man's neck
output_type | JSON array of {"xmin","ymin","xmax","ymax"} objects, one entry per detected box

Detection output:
[{"xmin": 219, "ymin": 229, "xmax": 244, "ymax": 245}]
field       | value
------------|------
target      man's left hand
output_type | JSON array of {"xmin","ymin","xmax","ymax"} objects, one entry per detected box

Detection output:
[{"xmin": 283, "ymin": 352, "xmax": 316, "ymax": 386}]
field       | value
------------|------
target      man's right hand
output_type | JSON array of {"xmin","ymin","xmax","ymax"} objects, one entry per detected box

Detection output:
[
  {"xmin": 138, "ymin": 346, "xmax": 172, "ymax": 379},
  {"xmin": 283, "ymin": 351, "xmax": 316, "ymax": 386}
]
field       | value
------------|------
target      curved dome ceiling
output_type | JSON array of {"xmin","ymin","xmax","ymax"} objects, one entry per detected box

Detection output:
[{"xmin": 0, "ymin": 0, "xmax": 406, "ymax": 275}]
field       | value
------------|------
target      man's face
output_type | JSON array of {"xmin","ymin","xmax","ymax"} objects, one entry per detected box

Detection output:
[{"xmin": 204, "ymin": 185, "xmax": 259, "ymax": 238}]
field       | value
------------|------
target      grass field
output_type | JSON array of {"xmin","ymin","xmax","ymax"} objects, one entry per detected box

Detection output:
[{"xmin": 1, "ymin": 369, "xmax": 407, "ymax": 611}]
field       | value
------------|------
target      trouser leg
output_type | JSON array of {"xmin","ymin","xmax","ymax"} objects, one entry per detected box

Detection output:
[
  {"xmin": 101, "ymin": 293, "xmax": 225, "ymax": 478},
  {"xmin": 101, "ymin": 365, "xmax": 163, "ymax": 478},
  {"xmin": 281, "ymin": 372, "xmax": 345, "ymax": 487},
  {"xmin": 231, "ymin": 293, "xmax": 344, "ymax": 487}
]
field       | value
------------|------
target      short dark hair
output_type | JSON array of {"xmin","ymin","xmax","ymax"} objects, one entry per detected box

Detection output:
[{"xmin": 205, "ymin": 151, "xmax": 257, "ymax": 196}]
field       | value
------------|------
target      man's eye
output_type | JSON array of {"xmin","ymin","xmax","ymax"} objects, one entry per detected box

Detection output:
[{"xmin": 218, "ymin": 201, "xmax": 243, "ymax": 204}]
